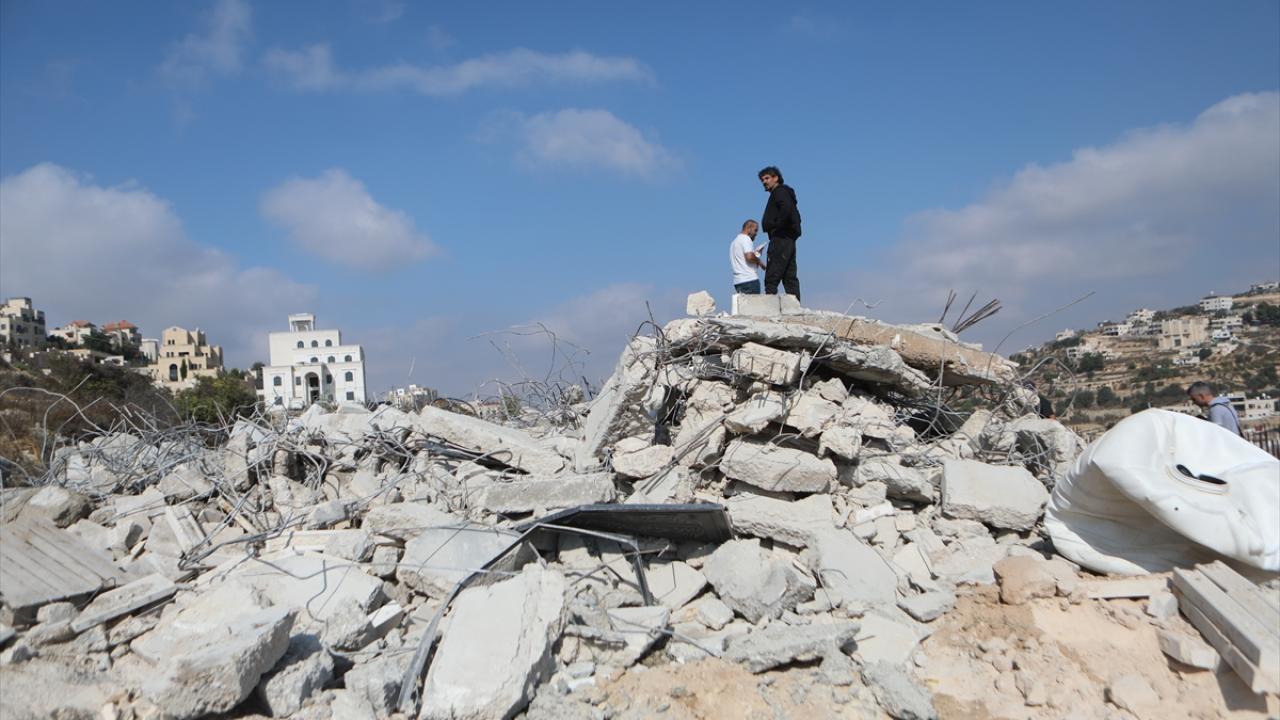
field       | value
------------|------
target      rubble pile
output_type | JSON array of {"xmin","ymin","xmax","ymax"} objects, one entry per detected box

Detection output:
[{"xmin": 1, "ymin": 296, "xmax": 1275, "ymax": 720}]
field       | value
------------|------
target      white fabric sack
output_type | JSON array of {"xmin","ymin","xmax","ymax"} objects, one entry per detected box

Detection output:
[{"xmin": 1045, "ymin": 409, "xmax": 1280, "ymax": 576}]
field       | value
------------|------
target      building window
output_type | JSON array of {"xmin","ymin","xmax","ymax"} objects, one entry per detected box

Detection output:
[
  {"xmin": 346, "ymin": 391, "xmax": 355, "ymax": 400},
  {"xmin": 344, "ymin": 354, "xmax": 352, "ymax": 362},
  {"xmin": 296, "ymin": 341, "xmax": 304, "ymax": 348},
  {"xmin": 168, "ymin": 364, "xmax": 178, "ymax": 381},
  {"xmin": 294, "ymin": 377, "xmax": 301, "ymax": 385},
  {"xmin": 274, "ymin": 397, "xmax": 282, "ymax": 405},
  {"xmin": 327, "ymin": 356, "xmax": 335, "ymax": 363},
  {"xmin": 311, "ymin": 340, "xmax": 318, "ymax": 347},
  {"xmin": 344, "ymin": 371, "xmax": 353, "ymax": 382},
  {"xmin": 273, "ymin": 376, "xmax": 282, "ymax": 386},
  {"xmin": 325, "ymin": 339, "xmax": 333, "ymax": 347},
  {"xmin": 310, "ymin": 357, "xmax": 318, "ymax": 363},
  {"xmin": 325, "ymin": 375, "xmax": 333, "ymax": 383}
]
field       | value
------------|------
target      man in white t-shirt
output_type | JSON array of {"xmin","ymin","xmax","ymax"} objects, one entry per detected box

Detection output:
[{"xmin": 730, "ymin": 219, "xmax": 766, "ymax": 295}]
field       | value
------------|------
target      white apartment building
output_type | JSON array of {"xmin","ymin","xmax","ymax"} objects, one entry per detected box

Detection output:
[
  {"xmin": 1200, "ymin": 295, "xmax": 1234, "ymax": 313},
  {"xmin": 1127, "ymin": 308, "xmax": 1156, "ymax": 323},
  {"xmin": 0, "ymin": 297, "xmax": 47, "ymax": 350},
  {"xmin": 1054, "ymin": 329, "xmax": 1077, "ymax": 342},
  {"xmin": 52, "ymin": 319, "xmax": 97, "ymax": 345},
  {"xmin": 102, "ymin": 320, "xmax": 141, "ymax": 350},
  {"xmin": 1158, "ymin": 317, "xmax": 1209, "ymax": 351},
  {"xmin": 1209, "ymin": 315, "xmax": 1244, "ymax": 331},
  {"xmin": 1099, "ymin": 322, "xmax": 1133, "ymax": 337},
  {"xmin": 259, "ymin": 314, "xmax": 367, "ymax": 409},
  {"xmin": 140, "ymin": 338, "xmax": 159, "ymax": 363},
  {"xmin": 1249, "ymin": 281, "xmax": 1278, "ymax": 294},
  {"xmin": 147, "ymin": 326, "xmax": 224, "ymax": 391}
]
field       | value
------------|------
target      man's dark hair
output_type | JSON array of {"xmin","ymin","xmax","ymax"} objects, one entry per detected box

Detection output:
[
  {"xmin": 758, "ymin": 166, "xmax": 783, "ymax": 183},
  {"xmin": 742, "ymin": 219, "xmax": 758, "ymax": 231},
  {"xmin": 1187, "ymin": 381, "xmax": 1214, "ymax": 396}
]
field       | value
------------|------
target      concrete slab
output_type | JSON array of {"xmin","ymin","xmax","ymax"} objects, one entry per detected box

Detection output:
[
  {"xmin": 418, "ymin": 405, "xmax": 566, "ymax": 475},
  {"xmin": 726, "ymin": 492, "xmax": 833, "ymax": 548},
  {"xmin": 808, "ymin": 529, "xmax": 898, "ymax": 607},
  {"xmin": 421, "ymin": 565, "xmax": 567, "ymax": 720},
  {"xmin": 724, "ymin": 621, "xmax": 859, "ymax": 673},
  {"xmin": 941, "ymin": 459, "xmax": 1048, "ymax": 531},
  {"xmin": 397, "ymin": 524, "xmax": 520, "ymax": 597},
  {"xmin": 479, "ymin": 474, "xmax": 617, "ymax": 513},
  {"xmin": 702, "ymin": 539, "xmax": 814, "ymax": 622},
  {"xmin": 721, "ymin": 438, "xmax": 835, "ymax": 493}
]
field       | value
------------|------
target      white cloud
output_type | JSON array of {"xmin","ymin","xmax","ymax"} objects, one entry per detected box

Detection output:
[
  {"xmin": 358, "ymin": 0, "xmax": 405, "ymax": 24},
  {"xmin": 512, "ymin": 109, "xmax": 677, "ymax": 177},
  {"xmin": 0, "ymin": 163, "xmax": 315, "ymax": 368},
  {"xmin": 812, "ymin": 91, "xmax": 1280, "ymax": 349},
  {"xmin": 263, "ymin": 45, "xmax": 652, "ymax": 95},
  {"xmin": 260, "ymin": 169, "xmax": 437, "ymax": 271},
  {"xmin": 159, "ymin": 0, "xmax": 252, "ymax": 86}
]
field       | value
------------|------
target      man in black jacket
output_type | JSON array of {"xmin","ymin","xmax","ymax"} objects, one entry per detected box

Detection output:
[{"xmin": 758, "ymin": 166, "xmax": 802, "ymax": 300}]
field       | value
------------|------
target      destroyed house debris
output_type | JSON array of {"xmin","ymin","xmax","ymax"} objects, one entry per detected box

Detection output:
[{"xmin": 0, "ymin": 293, "xmax": 1276, "ymax": 720}]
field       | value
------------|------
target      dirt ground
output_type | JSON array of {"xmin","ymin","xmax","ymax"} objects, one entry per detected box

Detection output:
[{"xmin": 918, "ymin": 588, "xmax": 1278, "ymax": 720}]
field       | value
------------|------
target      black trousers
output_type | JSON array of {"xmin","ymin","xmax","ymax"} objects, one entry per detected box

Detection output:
[{"xmin": 763, "ymin": 236, "xmax": 799, "ymax": 301}]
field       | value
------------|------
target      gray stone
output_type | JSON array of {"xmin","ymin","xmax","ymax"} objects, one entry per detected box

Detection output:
[
  {"xmin": 941, "ymin": 459, "xmax": 1048, "ymax": 531},
  {"xmin": 858, "ymin": 461, "xmax": 936, "ymax": 503},
  {"xmin": 575, "ymin": 337, "xmax": 658, "ymax": 471},
  {"xmin": 1107, "ymin": 673, "xmax": 1160, "ymax": 713},
  {"xmin": 36, "ymin": 601, "xmax": 77, "ymax": 624},
  {"xmin": 480, "ymin": 473, "xmax": 616, "ymax": 513},
  {"xmin": 855, "ymin": 611, "xmax": 922, "ymax": 665},
  {"xmin": 324, "ymin": 528, "xmax": 375, "ymax": 562},
  {"xmin": 819, "ymin": 424, "xmax": 862, "ymax": 461},
  {"xmin": 1007, "ymin": 415, "xmax": 1085, "ymax": 483},
  {"xmin": 257, "ymin": 635, "xmax": 335, "ymax": 717},
  {"xmin": 612, "ymin": 445, "xmax": 674, "ymax": 479},
  {"xmin": 861, "ymin": 661, "xmax": 937, "ymax": 720},
  {"xmin": 693, "ymin": 597, "xmax": 734, "ymax": 630},
  {"xmin": 702, "ymin": 539, "xmax": 814, "ymax": 623},
  {"xmin": 1157, "ymin": 629, "xmax": 1219, "ymax": 670},
  {"xmin": 71, "ymin": 573, "xmax": 176, "ymax": 632},
  {"xmin": 370, "ymin": 545, "xmax": 401, "ymax": 579},
  {"xmin": 730, "ymin": 342, "xmax": 805, "ymax": 385},
  {"xmin": 397, "ymin": 524, "xmax": 519, "ymax": 597},
  {"xmin": 212, "ymin": 550, "xmax": 384, "ymax": 622},
  {"xmin": 361, "ymin": 502, "xmax": 458, "ymax": 535},
  {"xmin": 807, "ymin": 529, "xmax": 898, "ymax": 607},
  {"xmin": 733, "ymin": 293, "xmax": 801, "ymax": 317},
  {"xmin": 671, "ymin": 406, "xmax": 727, "ymax": 468},
  {"xmin": 647, "ymin": 561, "xmax": 707, "ymax": 610},
  {"xmin": 307, "ymin": 499, "xmax": 348, "ymax": 528},
  {"xmin": 343, "ymin": 652, "xmax": 412, "ymax": 718},
  {"xmin": 720, "ymin": 438, "xmax": 835, "ymax": 493},
  {"xmin": 724, "ymin": 393, "xmax": 787, "ymax": 434},
  {"xmin": 20, "ymin": 486, "xmax": 91, "ymax": 527},
  {"xmin": 898, "ymin": 591, "xmax": 955, "ymax": 623},
  {"xmin": 139, "ymin": 604, "xmax": 295, "ymax": 719},
  {"xmin": 157, "ymin": 462, "xmax": 214, "ymax": 501},
  {"xmin": 724, "ymin": 622, "xmax": 859, "ymax": 673},
  {"xmin": 1146, "ymin": 591, "xmax": 1179, "ymax": 622},
  {"xmin": 686, "ymin": 290, "xmax": 716, "ymax": 316},
  {"xmin": 329, "ymin": 689, "xmax": 380, "ymax": 720},
  {"xmin": 321, "ymin": 597, "xmax": 377, "ymax": 650},
  {"xmin": 726, "ymin": 492, "xmax": 832, "ymax": 548},
  {"xmin": 783, "ymin": 394, "xmax": 842, "ymax": 437},
  {"xmin": 604, "ymin": 605, "xmax": 670, "ymax": 666},
  {"xmin": 930, "ymin": 535, "xmax": 1008, "ymax": 586},
  {"xmin": 421, "ymin": 565, "xmax": 567, "ymax": 720},
  {"xmin": 418, "ymin": 405, "xmax": 566, "ymax": 475}
]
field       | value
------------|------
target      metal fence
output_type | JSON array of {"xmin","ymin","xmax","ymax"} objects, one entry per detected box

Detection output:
[{"xmin": 1244, "ymin": 425, "xmax": 1280, "ymax": 458}]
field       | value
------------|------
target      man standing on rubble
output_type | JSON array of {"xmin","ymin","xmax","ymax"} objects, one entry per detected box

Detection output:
[
  {"xmin": 1187, "ymin": 381, "xmax": 1243, "ymax": 435},
  {"xmin": 758, "ymin": 166, "xmax": 802, "ymax": 301},
  {"xmin": 730, "ymin": 219, "xmax": 766, "ymax": 295}
]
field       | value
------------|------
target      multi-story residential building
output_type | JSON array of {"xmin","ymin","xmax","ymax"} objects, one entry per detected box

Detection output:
[
  {"xmin": 387, "ymin": 384, "xmax": 437, "ymax": 410},
  {"xmin": 1099, "ymin": 322, "xmax": 1133, "ymax": 337},
  {"xmin": 1210, "ymin": 328, "xmax": 1233, "ymax": 342},
  {"xmin": 1172, "ymin": 351, "xmax": 1201, "ymax": 367},
  {"xmin": 1127, "ymin": 308, "xmax": 1156, "ymax": 324},
  {"xmin": 1248, "ymin": 281, "xmax": 1279, "ymax": 294},
  {"xmin": 1200, "ymin": 295, "xmax": 1234, "ymax": 313},
  {"xmin": 1209, "ymin": 315, "xmax": 1244, "ymax": 331},
  {"xmin": 1054, "ymin": 329, "xmax": 1077, "ymax": 342},
  {"xmin": 102, "ymin": 320, "xmax": 141, "ymax": 350},
  {"xmin": 147, "ymin": 326, "xmax": 224, "ymax": 391},
  {"xmin": 0, "ymin": 297, "xmax": 47, "ymax": 350},
  {"xmin": 1242, "ymin": 395, "xmax": 1278, "ymax": 420},
  {"xmin": 51, "ymin": 319, "xmax": 97, "ymax": 345},
  {"xmin": 1158, "ymin": 317, "xmax": 1209, "ymax": 351},
  {"xmin": 258, "ymin": 314, "xmax": 367, "ymax": 409},
  {"xmin": 139, "ymin": 338, "xmax": 160, "ymax": 363}
]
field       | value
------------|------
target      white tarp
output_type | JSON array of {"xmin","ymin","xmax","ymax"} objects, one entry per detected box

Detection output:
[{"xmin": 1045, "ymin": 409, "xmax": 1280, "ymax": 576}]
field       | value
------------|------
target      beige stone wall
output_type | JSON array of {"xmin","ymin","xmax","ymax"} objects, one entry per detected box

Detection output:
[{"xmin": 147, "ymin": 326, "xmax": 224, "ymax": 391}]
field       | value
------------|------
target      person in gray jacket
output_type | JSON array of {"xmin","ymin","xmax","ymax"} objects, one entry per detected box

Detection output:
[{"xmin": 1187, "ymin": 381, "xmax": 1243, "ymax": 435}]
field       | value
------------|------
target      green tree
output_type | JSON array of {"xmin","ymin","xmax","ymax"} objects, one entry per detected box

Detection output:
[
  {"xmin": 180, "ymin": 358, "xmax": 188, "ymax": 380},
  {"xmin": 1077, "ymin": 353, "xmax": 1105, "ymax": 373},
  {"xmin": 82, "ymin": 330, "xmax": 115, "ymax": 354},
  {"xmin": 1096, "ymin": 386, "xmax": 1117, "ymax": 406},
  {"xmin": 1074, "ymin": 389, "xmax": 1095, "ymax": 408},
  {"xmin": 1197, "ymin": 348, "xmax": 1213, "ymax": 361},
  {"xmin": 175, "ymin": 375, "xmax": 259, "ymax": 424}
]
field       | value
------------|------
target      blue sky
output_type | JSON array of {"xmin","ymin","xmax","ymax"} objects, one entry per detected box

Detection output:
[{"xmin": 2, "ymin": 1, "xmax": 1278, "ymax": 397}]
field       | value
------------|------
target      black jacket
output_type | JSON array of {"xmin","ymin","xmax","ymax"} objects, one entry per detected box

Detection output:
[{"xmin": 762, "ymin": 184, "xmax": 801, "ymax": 240}]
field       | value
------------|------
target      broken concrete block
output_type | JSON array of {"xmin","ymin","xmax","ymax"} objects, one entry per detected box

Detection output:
[
  {"xmin": 576, "ymin": 337, "xmax": 658, "ymax": 471},
  {"xmin": 993, "ymin": 556, "xmax": 1057, "ymax": 605},
  {"xmin": 941, "ymin": 459, "xmax": 1047, "ymax": 531},
  {"xmin": 702, "ymin": 539, "xmax": 814, "ymax": 623},
  {"xmin": 1107, "ymin": 673, "xmax": 1160, "ymax": 714},
  {"xmin": 862, "ymin": 661, "xmax": 937, "ymax": 720},
  {"xmin": 720, "ymin": 438, "xmax": 835, "ymax": 493},
  {"xmin": 605, "ymin": 605, "xmax": 670, "ymax": 666},
  {"xmin": 812, "ymin": 378, "xmax": 848, "ymax": 403},
  {"xmin": 72, "ymin": 573, "xmax": 176, "ymax": 633},
  {"xmin": 20, "ymin": 486, "xmax": 91, "ymax": 528},
  {"xmin": 724, "ymin": 393, "xmax": 787, "ymax": 434},
  {"xmin": 693, "ymin": 597, "xmax": 734, "ymax": 630},
  {"xmin": 307, "ymin": 499, "xmax": 347, "ymax": 529},
  {"xmin": 361, "ymin": 502, "xmax": 457, "ymax": 535},
  {"xmin": 418, "ymin": 405, "xmax": 566, "ymax": 475},
  {"xmin": 398, "ymin": 524, "xmax": 519, "ymax": 597},
  {"xmin": 343, "ymin": 652, "xmax": 412, "ymax": 718},
  {"xmin": 783, "ymin": 393, "xmax": 841, "ymax": 437},
  {"xmin": 931, "ymin": 535, "xmax": 1008, "ymax": 586},
  {"xmin": 646, "ymin": 560, "xmax": 707, "ymax": 611},
  {"xmin": 898, "ymin": 590, "xmax": 955, "ymax": 623},
  {"xmin": 858, "ymin": 461, "xmax": 936, "ymax": 503},
  {"xmin": 724, "ymin": 621, "xmax": 859, "ymax": 673},
  {"xmin": 211, "ymin": 550, "xmax": 384, "ymax": 622},
  {"xmin": 479, "ymin": 473, "xmax": 616, "ymax": 513},
  {"xmin": 855, "ymin": 611, "xmax": 922, "ymax": 665},
  {"xmin": 157, "ymin": 462, "xmax": 214, "ymax": 501},
  {"xmin": 421, "ymin": 565, "xmax": 567, "ymax": 720},
  {"xmin": 672, "ymin": 406, "xmax": 728, "ymax": 468},
  {"xmin": 1157, "ymin": 629, "xmax": 1219, "ymax": 670},
  {"xmin": 140, "ymin": 605, "xmax": 296, "ymax": 719},
  {"xmin": 819, "ymin": 424, "xmax": 862, "ymax": 461},
  {"xmin": 731, "ymin": 342, "xmax": 804, "ymax": 385},
  {"xmin": 257, "ymin": 634, "xmax": 334, "ymax": 717},
  {"xmin": 612, "ymin": 445, "xmax": 674, "ymax": 479},
  {"xmin": 807, "ymin": 529, "xmax": 898, "ymax": 607},
  {"xmin": 1146, "ymin": 591, "xmax": 1179, "ymax": 622},
  {"xmin": 686, "ymin": 290, "xmax": 716, "ymax": 316},
  {"xmin": 726, "ymin": 492, "xmax": 832, "ymax": 548},
  {"xmin": 323, "ymin": 528, "xmax": 374, "ymax": 562}
]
